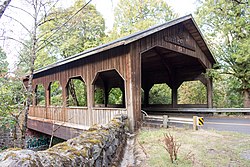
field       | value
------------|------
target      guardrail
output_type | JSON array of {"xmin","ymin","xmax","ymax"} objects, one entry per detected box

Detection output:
[
  {"xmin": 142, "ymin": 114, "xmax": 203, "ymax": 130},
  {"xmin": 142, "ymin": 108, "xmax": 250, "ymax": 113}
]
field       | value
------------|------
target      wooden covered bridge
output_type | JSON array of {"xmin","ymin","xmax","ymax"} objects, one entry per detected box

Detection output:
[{"xmin": 25, "ymin": 15, "xmax": 216, "ymax": 139}]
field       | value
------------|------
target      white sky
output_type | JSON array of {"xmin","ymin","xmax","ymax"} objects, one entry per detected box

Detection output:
[{"xmin": 0, "ymin": 0, "xmax": 198, "ymax": 71}]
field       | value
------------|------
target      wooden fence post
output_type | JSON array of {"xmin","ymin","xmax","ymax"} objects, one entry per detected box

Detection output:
[
  {"xmin": 193, "ymin": 116, "xmax": 198, "ymax": 130},
  {"xmin": 163, "ymin": 115, "xmax": 169, "ymax": 128}
]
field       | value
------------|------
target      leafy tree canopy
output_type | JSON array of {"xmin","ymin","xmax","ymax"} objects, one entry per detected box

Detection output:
[
  {"xmin": 105, "ymin": 0, "xmax": 178, "ymax": 41},
  {"xmin": 0, "ymin": 47, "xmax": 8, "ymax": 76},
  {"xmin": 38, "ymin": 0, "xmax": 105, "ymax": 63},
  {"xmin": 0, "ymin": 49, "xmax": 25, "ymax": 129},
  {"xmin": 196, "ymin": 0, "xmax": 250, "ymax": 107}
]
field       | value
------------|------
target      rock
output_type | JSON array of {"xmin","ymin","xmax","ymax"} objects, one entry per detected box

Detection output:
[{"xmin": 0, "ymin": 118, "xmax": 127, "ymax": 167}]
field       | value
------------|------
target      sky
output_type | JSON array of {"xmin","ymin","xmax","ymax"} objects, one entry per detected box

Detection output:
[{"xmin": 0, "ymin": 0, "xmax": 198, "ymax": 71}]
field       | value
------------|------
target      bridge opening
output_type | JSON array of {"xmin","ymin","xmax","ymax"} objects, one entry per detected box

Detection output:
[
  {"xmin": 108, "ymin": 88, "xmax": 123, "ymax": 105},
  {"xmin": 178, "ymin": 80, "xmax": 207, "ymax": 106},
  {"xmin": 141, "ymin": 45, "xmax": 209, "ymax": 114},
  {"xmin": 49, "ymin": 81, "xmax": 63, "ymax": 106},
  {"xmin": 34, "ymin": 84, "xmax": 45, "ymax": 106},
  {"xmin": 93, "ymin": 69, "xmax": 125, "ymax": 108},
  {"xmin": 66, "ymin": 76, "xmax": 87, "ymax": 107},
  {"xmin": 149, "ymin": 83, "xmax": 172, "ymax": 105}
]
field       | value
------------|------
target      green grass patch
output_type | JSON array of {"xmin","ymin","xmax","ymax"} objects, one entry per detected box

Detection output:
[{"xmin": 137, "ymin": 128, "xmax": 250, "ymax": 167}]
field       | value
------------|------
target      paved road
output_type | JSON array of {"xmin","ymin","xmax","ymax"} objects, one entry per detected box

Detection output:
[
  {"xmin": 202, "ymin": 117, "xmax": 250, "ymax": 134},
  {"xmin": 147, "ymin": 113, "xmax": 250, "ymax": 134}
]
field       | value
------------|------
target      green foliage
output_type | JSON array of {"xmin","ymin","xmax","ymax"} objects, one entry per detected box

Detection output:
[
  {"xmin": 196, "ymin": 0, "xmax": 250, "ymax": 107},
  {"xmin": 213, "ymin": 74, "xmax": 243, "ymax": 108},
  {"xmin": 178, "ymin": 81, "xmax": 207, "ymax": 104},
  {"xmin": 149, "ymin": 84, "xmax": 171, "ymax": 104},
  {"xmin": 50, "ymin": 81, "xmax": 63, "ymax": 106},
  {"xmin": 34, "ymin": 50, "xmax": 57, "ymax": 70},
  {"xmin": 0, "ymin": 48, "xmax": 8, "ymax": 75},
  {"xmin": 141, "ymin": 88, "xmax": 145, "ymax": 104},
  {"xmin": 108, "ymin": 88, "xmax": 122, "ymax": 105},
  {"xmin": 94, "ymin": 88, "xmax": 104, "ymax": 105},
  {"xmin": 16, "ymin": 40, "xmax": 33, "ymax": 75},
  {"xmin": 94, "ymin": 87, "xmax": 123, "ymax": 106},
  {"xmin": 0, "ymin": 78, "xmax": 25, "ymax": 129},
  {"xmin": 38, "ymin": 0, "xmax": 105, "ymax": 64},
  {"xmin": 35, "ymin": 84, "xmax": 45, "ymax": 106},
  {"xmin": 0, "ymin": 48, "xmax": 25, "ymax": 129},
  {"xmin": 68, "ymin": 79, "xmax": 87, "ymax": 107},
  {"xmin": 105, "ymin": 0, "xmax": 178, "ymax": 42}
]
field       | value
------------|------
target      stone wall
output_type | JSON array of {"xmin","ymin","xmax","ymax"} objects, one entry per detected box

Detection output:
[
  {"xmin": 0, "ymin": 126, "xmax": 22, "ymax": 149},
  {"xmin": 0, "ymin": 117, "xmax": 127, "ymax": 166}
]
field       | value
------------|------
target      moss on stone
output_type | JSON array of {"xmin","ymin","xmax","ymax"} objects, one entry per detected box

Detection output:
[
  {"xmin": 0, "ymin": 117, "xmax": 127, "ymax": 166},
  {"xmin": 21, "ymin": 156, "xmax": 32, "ymax": 162},
  {"xmin": 6, "ymin": 148, "xmax": 21, "ymax": 151},
  {"xmin": 3, "ymin": 152, "xmax": 17, "ymax": 161},
  {"xmin": 86, "ymin": 139, "xmax": 101, "ymax": 144},
  {"xmin": 80, "ymin": 148, "xmax": 88, "ymax": 157},
  {"xmin": 110, "ymin": 119, "xmax": 121, "ymax": 127}
]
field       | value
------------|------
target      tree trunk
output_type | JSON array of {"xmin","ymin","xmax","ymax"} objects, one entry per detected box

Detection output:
[
  {"xmin": 21, "ymin": 0, "xmax": 39, "ymax": 148},
  {"xmin": 243, "ymin": 88, "xmax": 250, "ymax": 108},
  {"xmin": 22, "ymin": 72, "xmax": 34, "ymax": 148},
  {"xmin": 0, "ymin": 0, "xmax": 11, "ymax": 19},
  {"xmin": 68, "ymin": 80, "xmax": 79, "ymax": 106}
]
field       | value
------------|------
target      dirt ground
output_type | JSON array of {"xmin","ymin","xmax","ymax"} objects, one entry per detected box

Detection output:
[{"xmin": 133, "ymin": 127, "xmax": 250, "ymax": 167}]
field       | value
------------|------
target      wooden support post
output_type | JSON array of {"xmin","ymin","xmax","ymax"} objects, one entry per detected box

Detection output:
[
  {"xmin": 33, "ymin": 86, "xmax": 36, "ymax": 106},
  {"xmin": 104, "ymin": 87, "xmax": 109, "ymax": 107},
  {"xmin": 45, "ymin": 85, "xmax": 50, "ymax": 119},
  {"xmin": 207, "ymin": 77, "xmax": 213, "ymax": 108},
  {"xmin": 163, "ymin": 115, "xmax": 169, "ymax": 128},
  {"xmin": 122, "ymin": 88, "xmax": 125, "ymax": 108},
  {"xmin": 86, "ymin": 79, "xmax": 93, "ymax": 126},
  {"xmin": 172, "ymin": 87, "xmax": 178, "ymax": 108},
  {"xmin": 61, "ymin": 83, "xmax": 67, "ymax": 122},
  {"xmin": 193, "ymin": 116, "xmax": 198, "ymax": 131},
  {"xmin": 65, "ymin": 86, "xmax": 69, "ymax": 107}
]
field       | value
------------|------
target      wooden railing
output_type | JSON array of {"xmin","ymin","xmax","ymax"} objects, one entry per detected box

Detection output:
[
  {"xmin": 29, "ymin": 106, "xmax": 127, "ymax": 127},
  {"xmin": 92, "ymin": 108, "xmax": 127, "ymax": 125},
  {"xmin": 29, "ymin": 106, "xmax": 46, "ymax": 118}
]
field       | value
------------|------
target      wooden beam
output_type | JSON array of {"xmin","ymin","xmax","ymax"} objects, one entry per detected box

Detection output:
[
  {"xmin": 27, "ymin": 118, "xmax": 85, "ymax": 140},
  {"xmin": 195, "ymin": 74, "xmax": 208, "ymax": 86},
  {"xmin": 172, "ymin": 87, "xmax": 178, "ymax": 108},
  {"xmin": 143, "ymin": 85, "xmax": 152, "ymax": 108},
  {"xmin": 45, "ymin": 86, "xmax": 50, "ymax": 119},
  {"xmin": 207, "ymin": 77, "xmax": 213, "ymax": 108}
]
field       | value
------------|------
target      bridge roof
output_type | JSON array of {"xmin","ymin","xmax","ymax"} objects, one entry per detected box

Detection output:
[{"xmin": 34, "ymin": 14, "xmax": 215, "ymax": 75}]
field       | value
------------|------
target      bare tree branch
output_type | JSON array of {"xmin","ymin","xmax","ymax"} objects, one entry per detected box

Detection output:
[
  {"xmin": 4, "ymin": 15, "xmax": 32, "ymax": 34},
  {"xmin": 0, "ymin": 0, "xmax": 11, "ymax": 19},
  {"xmin": 8, "ymin": 5, "xmax": 35, "ymax": 19},
  {"xmin": 0, "ymin": 36, "xmax": 29, "ymax": 48},
  {"xmin": 232, "ymin": 0, "xmax": 248, "ymax": 4}
]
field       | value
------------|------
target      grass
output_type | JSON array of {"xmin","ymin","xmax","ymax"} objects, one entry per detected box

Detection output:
[{"xmin": 137, "ymin": 127, "xmax": 250, "ymax": 167}]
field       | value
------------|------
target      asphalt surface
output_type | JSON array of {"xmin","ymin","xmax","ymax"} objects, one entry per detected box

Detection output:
[
  {"xmin": 148, "ymin": 113, "xmax": 250, "ymax": 134},
  {"xmin": 202, "ymin": 117, "xmax": 250, "ymax": 134}
]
